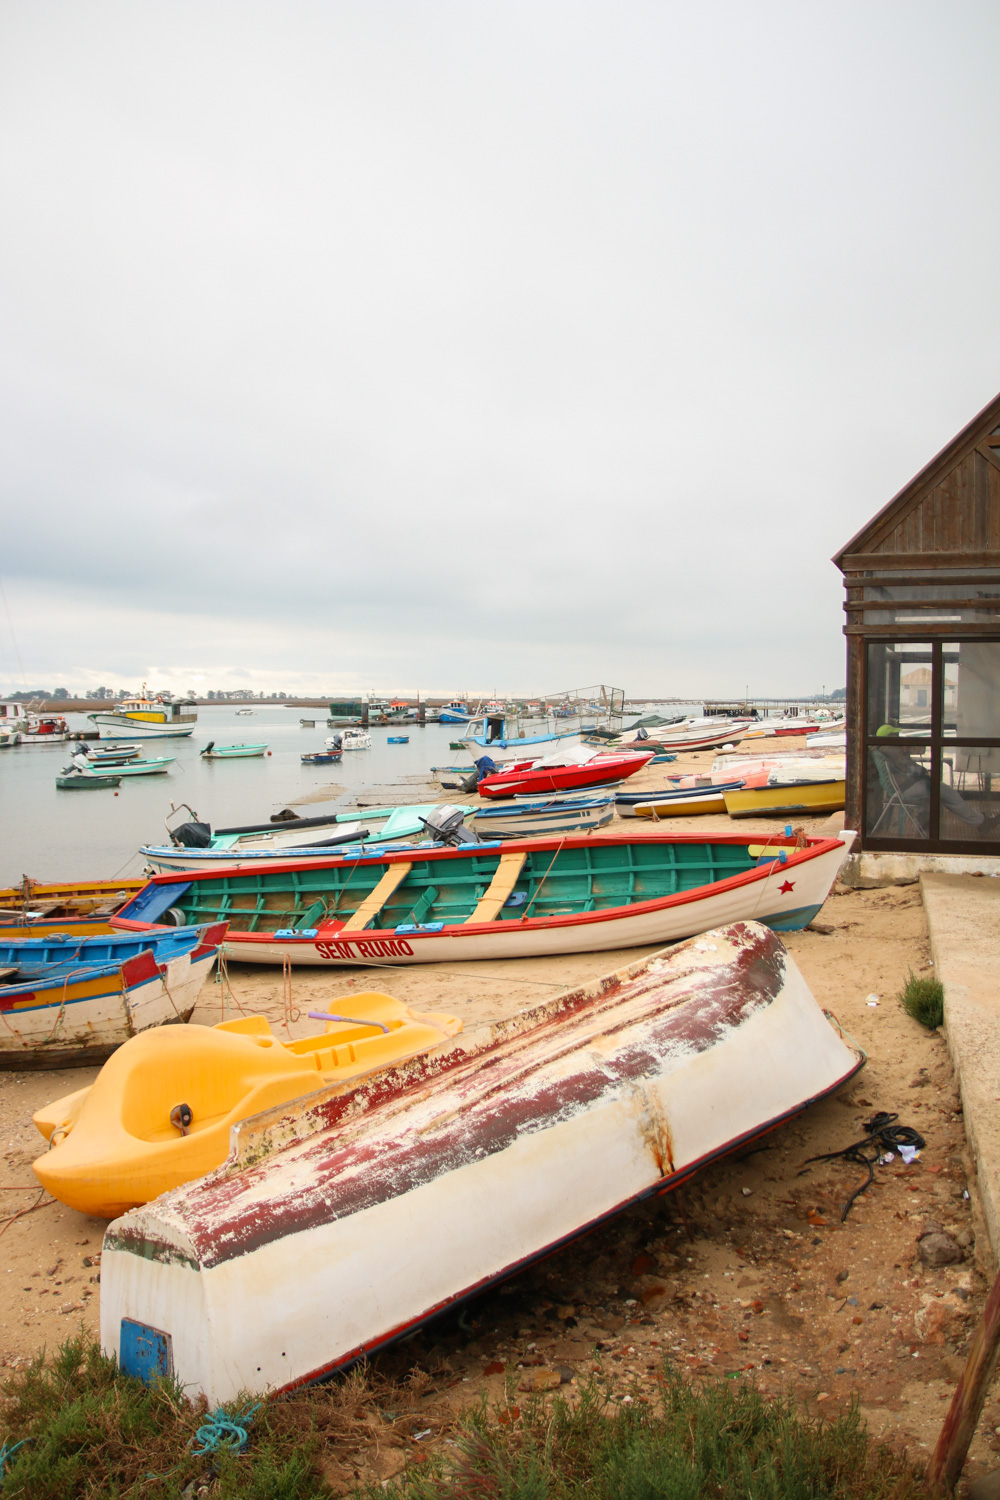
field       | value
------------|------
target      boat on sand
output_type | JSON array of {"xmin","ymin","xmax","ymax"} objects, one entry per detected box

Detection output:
[
  {"xmin": 0, "ymin": 925, "xmax": 226, "ymax": 1068},
  {"xmin": 101, "ymin": 920, "xmax": 864, "ymax": 1401},
  {"xmin": 111, "ymin": 829, "xmax": 856, "ymax": 965},
  {"xmin": 477, "ymin": 750, "xmax": 654, "ymax": 799},
  {"xmin": 32, "ymin": 993, "xmax": 462, "ymax": 1217}
]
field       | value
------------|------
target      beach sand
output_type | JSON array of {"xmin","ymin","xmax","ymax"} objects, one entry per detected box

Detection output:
[{"xmin": 4, "ymin": 734, "xmax": 991, "ymax": 1475}]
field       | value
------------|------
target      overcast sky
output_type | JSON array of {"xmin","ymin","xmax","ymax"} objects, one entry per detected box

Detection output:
[{"xmin": 1, "ymin": 2, "xmax": 998, "ymax": 700}]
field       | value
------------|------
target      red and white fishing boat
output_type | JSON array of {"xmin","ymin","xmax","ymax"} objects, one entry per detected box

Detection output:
[
  {"xmin": 109, "ymin": 829, "xmax": 856, "ymax": 966},
  {"xmin": 478, "ymin": 750, "xmax": 654, "ymax": 799},
  {"xmin": 101, "ymin": 920, "xmax": 864, "ymax": 1401}
]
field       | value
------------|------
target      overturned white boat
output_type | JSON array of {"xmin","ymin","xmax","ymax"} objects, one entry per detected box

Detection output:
[{"xmin": 102, "ymin": 921, "xmax": 863, "ymax": 1400}]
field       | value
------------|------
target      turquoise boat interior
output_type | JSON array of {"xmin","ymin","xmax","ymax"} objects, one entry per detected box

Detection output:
[{"xmin": 119, "ymin": 841, "xmax": 766, "ymax": 935}]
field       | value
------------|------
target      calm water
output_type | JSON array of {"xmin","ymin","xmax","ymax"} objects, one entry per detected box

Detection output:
[{"xmin": 0, "ymin": 701, "xmax": 700, "ymax": 887}]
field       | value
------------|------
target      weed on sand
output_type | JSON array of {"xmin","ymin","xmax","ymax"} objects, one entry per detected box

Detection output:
[
  {"xmin": 899, "ymin": 971, "xmax": 944, "ymax": 1029},
  {"xmin": 373, "ymin": 1374, "xmax": 927, "ymax": 1500},
  {"xmin": 0, "ymin": 1337, "xmax": 927, "ymax": 1499}
]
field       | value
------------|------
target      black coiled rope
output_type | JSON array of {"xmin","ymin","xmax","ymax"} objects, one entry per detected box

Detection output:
[{"xmin": 800, "ymin": 1111, "xmax": 926, "ymax": 1222}]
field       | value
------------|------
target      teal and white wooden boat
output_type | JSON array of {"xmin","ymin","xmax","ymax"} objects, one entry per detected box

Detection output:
[
  {"xmin": 140, "ymin": 803, "xmax": 475, "ymax": 872},
  {"xmin": 105, "ymin": 757, "xmax": 175, "ymax": 777},
  {"xmin": 200, "ymin": 743, "xmax": 268, "ymax": 760},
  {"xmin": 114, "ymin": 828, "xmax": 857, "ymax": 965}
]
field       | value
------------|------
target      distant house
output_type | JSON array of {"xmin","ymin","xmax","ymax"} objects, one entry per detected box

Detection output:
[{"xmin": 833, "ymin": 390, "xmax": 1000, "ymax": 854}]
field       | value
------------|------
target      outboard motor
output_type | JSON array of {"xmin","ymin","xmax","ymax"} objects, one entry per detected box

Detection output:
[
  {"xmin": 419, "ymin": 804, "xmax": 482, "ymax": 846},
  {"xmin": 169, "ymin": 821, "xmax": 213, "ymax": 849},
  {"xmin": 474, "ymin": 755, "xmax": 500, "ymax": 784}
]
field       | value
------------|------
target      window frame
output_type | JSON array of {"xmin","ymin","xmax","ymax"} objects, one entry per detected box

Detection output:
[{"xmin": 861, "ymin": 635, "xmax": 1000, "ymax": 853}]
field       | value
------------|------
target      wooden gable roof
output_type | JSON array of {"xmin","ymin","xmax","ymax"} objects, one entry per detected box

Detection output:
[{"xmin": 834, "ymin": 389, "xmax": 1000, "ymax": 571}]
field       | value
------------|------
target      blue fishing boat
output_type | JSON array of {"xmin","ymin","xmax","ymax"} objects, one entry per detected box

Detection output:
[{"xmin": 387, "ymin": 736, "xmax": 409, "ymax": 744}]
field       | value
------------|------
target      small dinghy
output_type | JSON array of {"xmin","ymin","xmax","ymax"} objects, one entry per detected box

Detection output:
[
  {"xmin": 387, "ymin": 736, "xmax": 409, "ymax": 744},
  {"xmin": 200, "ymin": 742, "xmax": 268, "ymax": 759},
  {"xmin": 301, "ymin": 749, "xmax": 343, "ymax": 764},
  {"xmin": 32, "ymin": 993, "xmax": 461, "ymax": 1217},
  {"xmin": 103, "ymin": 756, "xmax": 175, "ymax": 777},
  {"xmin": 56, "ymin": 767, "xmax": 121, "ymax": 790},
  {"xmin": 113, "ymin": 828, "xmax": 855, "ymax": 964},
  {"xmin": 0, "ymin": 925, "xmax": 226, "ymax": 1068},
  {"xmin": 101, "ymin": 920, "xmax": 864, "ymax": 1402}
]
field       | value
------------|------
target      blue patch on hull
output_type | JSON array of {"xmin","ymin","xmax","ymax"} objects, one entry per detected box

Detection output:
[{"xmin": 761, "ymin": 904, "xmax": 823, "ymax": 932}]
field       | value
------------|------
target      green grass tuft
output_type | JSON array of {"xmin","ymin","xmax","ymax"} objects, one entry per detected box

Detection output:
[{"xmin": 899, "ymin": 969, "xmax": 944, "ymax": 1028}]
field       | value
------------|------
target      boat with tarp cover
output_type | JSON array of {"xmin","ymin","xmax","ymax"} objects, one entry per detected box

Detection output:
[
  {"xmin": 101, "ymin": 920, "xmax": 864, "ymax": 1403},
  {"xmin": 110, "ymin": 829, "xmax": 855, "ymax": 965}
]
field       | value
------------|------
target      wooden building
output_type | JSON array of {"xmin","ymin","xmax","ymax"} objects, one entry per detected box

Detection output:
[{"xmin": 833, "ymin": 391, "xmax": 1000, "ymax": 854}]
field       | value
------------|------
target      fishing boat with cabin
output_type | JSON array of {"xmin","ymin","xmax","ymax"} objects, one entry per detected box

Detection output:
[
  {"xmin": 100, "ymin": 920, "xmax": 863, "ymax": 1403},
  {"xmin": 110, "ymin": 828, "xmax": 856, "ymax": 965},
  {"xmin": 88, "ymin": 688, "xmax": 198, "ymax": 740}
]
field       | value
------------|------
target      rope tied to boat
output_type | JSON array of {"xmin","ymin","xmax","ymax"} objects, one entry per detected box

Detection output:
[{"xmin": 799, "ymin": 1111, "xmax": 926, "ymax": 1221}]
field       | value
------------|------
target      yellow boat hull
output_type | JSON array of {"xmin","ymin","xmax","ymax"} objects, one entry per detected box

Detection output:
[
  {"xmin": 633, "ymin": 791, "xmax": 727, "ymax": 818},
  {"xmin": 33, "ymin": 993, "xmax": 461, "ymax": 1218},
  {"xmin": 723, "ymin": 780, "xmax": 846, "ymax": 819}
]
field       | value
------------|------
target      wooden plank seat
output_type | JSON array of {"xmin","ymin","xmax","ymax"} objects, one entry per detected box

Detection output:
[
  {"xmin": 341, "ymin": 863, "xmax": 413, "ymax": 932},
  {"xmin": 467, "ymin": 853, "xmax": 527, "ymax": 924}
]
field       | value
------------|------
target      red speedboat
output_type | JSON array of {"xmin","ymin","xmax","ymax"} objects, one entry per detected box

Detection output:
[{"xmin": 478, "ymin": 751, "xmax": 654, "ymax": 799}]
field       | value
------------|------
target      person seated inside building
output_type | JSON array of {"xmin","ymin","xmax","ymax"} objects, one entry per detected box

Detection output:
[{"xmin": 873, "ymin": 724, "xmax": 1000, "ymax": 837}]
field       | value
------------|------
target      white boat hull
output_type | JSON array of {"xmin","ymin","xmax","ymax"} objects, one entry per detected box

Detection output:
[
  {"xmin": 100, "ymin": 921, "xmax": 863, "ymax": 1402},
  {"xmin": 92, "ymin": 717, "xmax": 195, "ymax": 740}
]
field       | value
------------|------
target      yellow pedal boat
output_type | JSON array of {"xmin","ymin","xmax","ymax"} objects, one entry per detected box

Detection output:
[{"xmin": 32, "ymin": 993, "xmax": 461, "ymax": 1218}]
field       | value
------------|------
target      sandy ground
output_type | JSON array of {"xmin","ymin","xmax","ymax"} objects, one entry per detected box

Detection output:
[{"xmin": 3, "ymin": 733, "xmax": 994, "ymax": 1482}]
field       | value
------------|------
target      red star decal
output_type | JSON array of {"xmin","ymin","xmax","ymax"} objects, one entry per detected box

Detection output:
[{"xmin": 778, "ymin": 879, "xmax": 795, "ymax": 894}]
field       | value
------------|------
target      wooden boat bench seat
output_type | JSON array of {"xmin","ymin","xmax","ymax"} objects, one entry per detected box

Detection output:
[
  {"xmin": 342, "ymin": 864, "xmax": 413, "ymax": 932},
  {"xmin": 467, "ymin": 853, "xmax": 527, "ymax": 924}
]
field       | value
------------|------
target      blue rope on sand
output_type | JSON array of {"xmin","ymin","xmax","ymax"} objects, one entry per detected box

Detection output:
[
  {"xmin": 0, "ymin": 1437, "xmax": 30, "ymax": 1488},
  {"xmin": 190, "ymin": 1401, "xmax": 263, "ymax": 1457}
]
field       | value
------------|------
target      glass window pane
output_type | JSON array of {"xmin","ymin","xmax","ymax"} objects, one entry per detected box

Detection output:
[
  {"xmin": 866, "ymin": 744, "xmax": 932, "ymax": 839},
  {"xmin": 866, "ymin": 642, "xmax": 933, "ymax": 735},
  {"xmin": 942, "ymin": 642, "xmax": 1000, "ymax": 740},
  {"xmin": 939, "ymin": 759, "xmax": 1000, "ymax": 841}
]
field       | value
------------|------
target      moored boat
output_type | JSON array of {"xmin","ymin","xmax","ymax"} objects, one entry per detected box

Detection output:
[
  {"xmin": 111, "ymin": 827, "xmax": 856, "ymax": 965},
  {"xmin": 32, "ymin": 993, "xmax": 462, "ymax": 1217},
  {"xmin": 330, "ymin": 729, "xmax": 371, "ymax": 751},
  {"xmin": 301, "ymin": 749, "xmax": 342, "ymax": 764},
  {"xmin": 100, "ymin": 920, "xmax": 864, "ymax": 1402},
  {"xmin": 0, "ymin": 924, "xmax": 226, "ymax": 1068},
  {"xmin": 200, "ymin": 742, "xmax": 268, "ymax": 760},
  {"xmin": 20, "ymin": 714, "xmax": 70, "ymax": 743},
  {"xmin": 89, "ymin": 688, "xmax": 197, "ymax": 740},
  {"xmin": 386, "ymin": 735, "xmax": 409, "ymax": 744},
  {"xmin": 102, "ymin": 756, "xmax": 175, "ymax": 777},
  {"xmin": 56, "ymin": 769, "xmax": 121, "ymax": 789}
]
